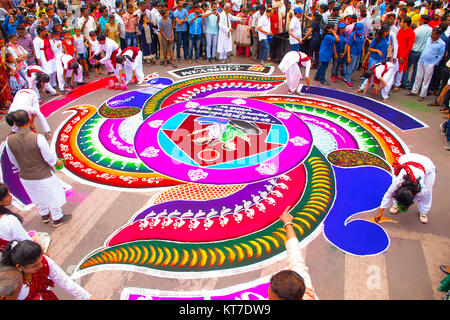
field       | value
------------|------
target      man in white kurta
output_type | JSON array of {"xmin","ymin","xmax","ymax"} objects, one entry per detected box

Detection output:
[
  {"xmin": 93, "ymin": 34, "xmax": 121, "ymax": 80},
  {"xmin": 24, "ymin": 65, "xmax": 58, "ymax": 99},
  {"xmin": 278, "ymin": 51, "xmax": 311, "ymax": 93},
  {"xmin": 116, "ymin": 46, "xmax": 145, "ymax": 84},
  {"xmin": 59, "ymin": 54, "xmax": 84, "ymax": 92},
  {"xmin": 378, "ymin": 153, "xmax": 436, "ymax": 224},
  {"xmin": 358, "ymin": 61, "xmax": 396, "ymax": 101},
  {"xmin": 8, "ymin": 89, "xmax": 51, "ymax": 139},
  {"xmin": 5, "ymin": 111, "xmax": 70, "ymax": 227},
  {"xmin": 33, "ymin": 26, "xmax": 57, "ymax": 82},
  {"xmin": 217, "ymin": 3, "xmax": 242, "ymax": 61}
]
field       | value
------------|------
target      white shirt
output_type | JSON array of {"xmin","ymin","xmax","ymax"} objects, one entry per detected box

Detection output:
[
  {"xmin": 78, "ymin": 16, "xmax": 97, "ymax": 39},
  {"xmin": 0, "ymin": 214, "xmax": 32, "ymax": 243},
  {"xmin": 285, "ymin": 237, "xmax": 318, "ymax": 299},
  {"xmin": 380, "ymin": 153, "xmax": 435, "ymax": 213},
  {"xmin": 94, "ymin": 37, "xmax": 120, "ymax": 64},
  {"xmin": 61, "ymin": 54, "xmax": 76, "ymax": 70},
  {"xmin": 257, "ymin": 14, "xmax": 271, "ymax": 40},
  {"xmin": 289, "ymin": 16, "xmax": 302, "ymax": 44},
  {"xmin": 9, "ymin": 89, "xmax": 40, "ymax": 116},
  {"xmin": 151, "ymin": 8, "xmax": 162, "ymax": 32},
  {"xmin": 17, "ymin": 256, "xmax": 92, "ymax": 300}
]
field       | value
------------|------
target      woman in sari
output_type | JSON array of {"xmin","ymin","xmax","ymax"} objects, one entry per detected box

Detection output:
[{"xmin": 0, "ymin": 35, "xmax": 13, "ymax": 115}]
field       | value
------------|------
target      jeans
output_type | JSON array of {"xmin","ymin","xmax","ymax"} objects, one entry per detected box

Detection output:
[
  {"xmin": 290, "ymin": 43, "xmax": 300, "ymax": 52},
  {"xmin": 315, "ymin": 61, "xmax": 329, "ymax": 82},
  {"xmin": 345, "ymin": 54, "xmax": 361, "ymax": 83},
  {"xmin": 125, "ymin": 32, "xmax": 137, "ymax": 47},
  {"xmin": 189, "ymin": 33, "xmax": 201, "ymax": 61},
  {"xmin": 258, "ymin": 39, "xmax": 269, "ymax": 62},
  {"xmin": 176, "ymin": 30, "xmax": 188, "ymax": 59},
  {"xmin": 331, "ymin": 56, "xmax": 347, "ymax": 77},
  {"xmin": 443, "ymin": 120, "xmax": 450, "ymax": 142},
  {"xmin": 401, "ymin": 50, "xmax": 421, "ymax": 88},
  {"xmin": 205, "ymin": 33, "xmax": 218, "ymax": 59}
]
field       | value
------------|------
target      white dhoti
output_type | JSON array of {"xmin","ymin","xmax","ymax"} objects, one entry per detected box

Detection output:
[
  {"xmin": 123, "ymin": 51, "xmax": 144, "ymax": 84},
  {"xmin": 278, "ymin": 51, "xmax": 311, "ymax": 92},
  {"xmin": 20, "ymin": 173, "xmax": 66, "ymax": 221}
]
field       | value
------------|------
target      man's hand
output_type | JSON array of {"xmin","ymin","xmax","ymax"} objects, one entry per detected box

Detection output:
[{"xmin": 279, "ymin": 206, "xmax": 293, "ymax": 225}]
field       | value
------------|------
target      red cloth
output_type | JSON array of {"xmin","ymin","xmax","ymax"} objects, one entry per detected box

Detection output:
[
  {"xmin": 372, "ymin": 63, "xmax": 389, "ymax": 85},
  {"xmin": 24, "ymin": 256, "xmax": 59, "ymax": 300},
  {"xmin": 392, "ymin": 161, "xmax": 425, "ymax": 185},
  {"xmin": 111, "ymin": 48, "xmax": 119, "ymax": 68},
  {"xmin": 396, "ymin": 26, "xmax": 415, "ymax": 73},
  {"xmin": 26, "ymin": 66, "xmax": 45, "ymax": 78},
  {"xmin": 0, "ymin": 238, "xmax": 8, "ymax": 251},
  {"xmin": 121, "ymin": 46, "xmax": 140, "ymax": 61},
  {"xmin": 429, "ymin": 19, "xmax": 441, "ymax": 29},
  {"xmin": 41, "ymin": 37, "xmax": 55, "ymax": 61}
]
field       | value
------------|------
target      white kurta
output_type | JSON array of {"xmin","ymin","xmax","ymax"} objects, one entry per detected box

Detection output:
[
  {"xmin": 0, "ymin": 214, "xmax": 32, "ymax": 243},
  {"xmin": 51, "ymin": 39, "xmax": 65, "ymax": 90},
  {"xmin": 360, "ymin": 62, "xmax": 396, "ymax": 99},
  {"xmin": 380, "ymin": 153, "xmax": 436, "ymax": 215},
  {"xmin": 17, "ymin": 255, "xmax": 92, "ymax": 300},
  {"xmin": 61, "ymin": 54, "xmax": 83, "ymax": 85},
  {"xmin": 24, "ymin": 65, "xmax": 57, "ymax": 98},
  {"xmin": 8, "ymin": 89, "xmax": 51, "ymax": 133},
  {"xmin": 118, "ymin": 49, "xmax": 144, "ymax": 84},
  {"xmin": 5, "ymin": 134, "xmax": 67, "ymax": 218},
  {"xmin": 285, "ymin": 237, "xmax": 318, "ymax": 300},
  {"xmin": 217, "ymin": 11, "xmax": 241, "ymax": 57},
  {"xmin": 94, "ymin": 38, "xmax": 121, "ymax": 77},
  {"xmin": 278, "ymin": 51, "xmax": 311, "ymax": 92},
  {"xmin": 32, "ymin": 37, "xmax": 57, "ymax": 75}
]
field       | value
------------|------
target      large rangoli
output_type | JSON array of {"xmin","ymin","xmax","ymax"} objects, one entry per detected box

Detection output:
[{"xmin": 0, "ymin": 66, "xmax": 424, "ymax": 299}]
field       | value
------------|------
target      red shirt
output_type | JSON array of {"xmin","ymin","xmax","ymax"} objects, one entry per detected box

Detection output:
[
  {"xmin": 429, "ymin": 19, "xmax": 441, "ymax": 29},
  {"xmin": 396, "ymin": 26, "xmax": 416, "ymax": 72},
  {"xmin": 62, "ymin": 37, "xmax": 75, "ymax": 57}
]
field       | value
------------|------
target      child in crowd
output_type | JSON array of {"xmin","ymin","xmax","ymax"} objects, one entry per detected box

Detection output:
[
  {"xmin": 314, "ymin": 23, "xmax": 340, "ymax": 85},
  {"xmin": 331, "ymin": 22, "xmax": 347, "ymax": 82},
  {"xmin": 88, "ymin": 31, "xmax": 103, "ymax": 77},
  {"xmin": 73, "ymin": 28, "xmax": 89, "ymax": 79},
  {"xmin": 61, "ymin": 29, "xmax": 76, "ymax": 58},
  {"xmin": 4, "ymin": 52, "xmax": 26, "ymax": 96},
  {"xmin": 159, "ymin": 8, "xmax": 177, "ymax": 67}
]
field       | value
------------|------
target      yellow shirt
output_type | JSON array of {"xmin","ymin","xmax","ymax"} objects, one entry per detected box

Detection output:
[{"xmin": 407, "ymin": 11, "xmax": 421, "ymax": 26}]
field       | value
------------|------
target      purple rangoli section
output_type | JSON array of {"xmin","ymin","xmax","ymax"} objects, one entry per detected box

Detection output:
[{"xmin": 98, "ymin": 119, "xmax": 137, "ymax": 158}]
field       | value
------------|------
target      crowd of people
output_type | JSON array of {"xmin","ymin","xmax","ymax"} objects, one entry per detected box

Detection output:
[{"xmin": 0, "ymin": 0, "xmax": 448, "ymax": 301}]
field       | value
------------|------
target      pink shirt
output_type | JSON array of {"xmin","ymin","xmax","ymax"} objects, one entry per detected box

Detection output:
[{"xmin": 122, "ymin": 12, "xmax": 139, "ymax": 33}]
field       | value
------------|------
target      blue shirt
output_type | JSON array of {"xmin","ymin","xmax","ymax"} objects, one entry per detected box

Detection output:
[
  {"xmin": 173, "ymin": 8, "xmax": 188, "ymax": 32},
  {"xmin": 188, "ymin": 12, "xmax": 205, "ymax": 35},
  {"xmin": 369, "ymin": 36, "xmax": 389, "ymax": 63},
  {"xmin": 2, "ymin": 15, "xmax": 24, "ymax": 35},
  {"xmin": 98, "ymin": 15, "xmax": 109, "ymax": 33},
  {"xmin": 205, "ymin": 10, "xmax": 219, "ymax": 35},
  {"xmin": 347, "ymin": 31, "xmax": 364, "ymax": 56},
  {"xmin": 335, "ymin": 33, "xmax": 346, "ymax": 53},
  {"xmin": 379, "ymin": 3, "xmax": 387, "ymax": 16},
  {"xmin": 419, "ymin": 37, "xmax": 446, "ymax": 66},
  {"xmin": 319, "ymin": 33, "xmax": 337, "ymax": 62}
]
